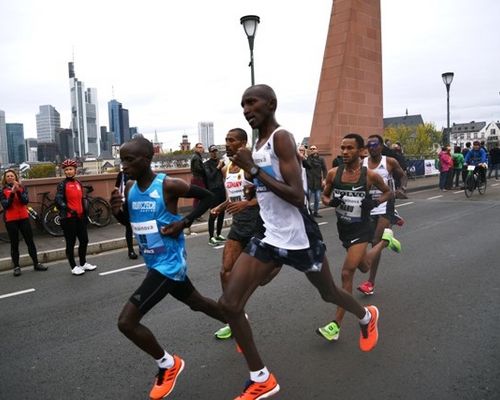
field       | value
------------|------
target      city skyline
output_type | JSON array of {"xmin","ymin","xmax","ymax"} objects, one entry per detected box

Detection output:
[{"xmin": 1, "ymin": 0, "xmax": 499, "ymax": 151}]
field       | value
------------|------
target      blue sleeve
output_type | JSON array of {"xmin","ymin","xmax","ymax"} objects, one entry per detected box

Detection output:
[
  {"xmin": 480, "ymin": 149, "xmax": 487, "ymax": 163},
  {"xmin": 464, "ymin": 151, "xmax": 471, "ymax": 163},
  {"xmin": 18, "ymin": 186, "xmax": 29, "ymax": 204}
]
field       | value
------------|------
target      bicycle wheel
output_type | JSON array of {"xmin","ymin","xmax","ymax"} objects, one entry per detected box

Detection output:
[
  {"xmin": 478, "ymin": 176, "xmax": 487, "ymax": 195},
  {"xmin": 464, "ymin": 175, "xmax": 475, "ymax": 198},
  {"xmin": 42, "ymin": 205, "xmax": 64, "ymax": 236},
  {"xmin": 88, "ymin": 198, "xmax": 112, "ymax": 227}
]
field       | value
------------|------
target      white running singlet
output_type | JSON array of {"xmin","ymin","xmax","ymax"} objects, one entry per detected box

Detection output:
[
  {"xmin": 362, "ymin": 156, "xmax": 394, "ymax": 215},
  {"xmin": 252, "ymin": 127, "xmax": 309, "ymax": 249}
]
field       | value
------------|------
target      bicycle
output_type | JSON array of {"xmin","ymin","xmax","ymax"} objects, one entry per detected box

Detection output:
[
  {"xmin": 83, "ymin": 185, "xmax": 112, "ymax": 227},
  {"xmin": 464, "ymin": 165, "xmax": 487, "ymax": 198}
]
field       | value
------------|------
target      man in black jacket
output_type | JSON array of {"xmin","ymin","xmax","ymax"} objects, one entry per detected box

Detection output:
[
  {"xmin": 190, "ymin": 143, "xmax": 206, "ymax": 219},
  {"xmin": 304, "ymin": 145, "xmax": 327, "ymax": 217},
  {"xmin": 488, "ymin": 143, "xmax": 500, "ymax": 180},
  {"xmin": 204, "ymin": 145, "xmax": 227, "ymax": 246}
]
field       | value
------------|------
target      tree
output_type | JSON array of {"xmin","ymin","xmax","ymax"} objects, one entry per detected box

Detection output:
[
  {"xmin": 384, "ymin": 123, "xmax": 442, "ymax": 158},
  {"xmin": 25, "ymin": 164, "xmax": 56, "ymax": 179}
]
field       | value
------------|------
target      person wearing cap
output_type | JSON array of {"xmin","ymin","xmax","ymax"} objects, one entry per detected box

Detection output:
[
  {"xmin": 55, "ymin": 159, "xmax": 97, "ymax": 275},
  {"xmin": 190, "ymin": 143, "xmax": 206, "ymax": 220},
  {"xmin": 204, "ymin": 145, "xmax": 227, "ymax": 246}
]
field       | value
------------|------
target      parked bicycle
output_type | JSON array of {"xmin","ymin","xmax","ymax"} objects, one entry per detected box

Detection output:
[
  {"xmin": 83, "ymin": 185, "xmax": 112, "ymax": 227},
  {"xmin": 464, "ymin": 165, "xmax": 487, "ymax": 198}
]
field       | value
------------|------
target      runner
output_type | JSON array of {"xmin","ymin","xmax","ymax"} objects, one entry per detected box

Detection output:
[
  {"xmin": 218, "ymin": 85, "xmax": 380, "ymax": 400},
  {"xmin": 110, "ymin": 136, "xmax": 227, "ymax": 400},
  {"xmin": 357, "ymin": 134, "xmax": 407, "ymax": 296},
  {"xmin": 316, "ymin": 133, "xmax": 400, "ymax": 342},
  {"xmin": 211, "ymin": 128, "xmax": 275, "ymax": 340}
]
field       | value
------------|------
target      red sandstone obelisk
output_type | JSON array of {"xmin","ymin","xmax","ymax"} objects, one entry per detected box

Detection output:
[{"xmin": 309, "ymin": 0, "xmax": 383, "ymax": 165}]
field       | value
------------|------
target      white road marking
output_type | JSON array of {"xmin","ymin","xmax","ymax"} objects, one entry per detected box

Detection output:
[
  {"xmin": 0, "ymin": 288, "xmax": 36, "ymax": 300},
  {"xmin": 427, "ymin": 195, "xmax": 443, "ymax": 200},
  {"xmin": 453, "ymin": 190, "xmax": 463, "ymax": 194},
  {"xmin": 99, "ymin": 264, "xmax": 145, "ymax": 276},
  {"xmin": 318, "ymin": 222, "xmax": 328, "ymax": 226},
  {"xmin": 492, "ymin": 183, "xmax": 499, "ymax": 187},
  {"xmin": 396, "ymin": 202, "xmax": 414, "ymax": 207},
  {"xmin": 213, "ymin": 245, "xmax": 225, "ymax": 249}
]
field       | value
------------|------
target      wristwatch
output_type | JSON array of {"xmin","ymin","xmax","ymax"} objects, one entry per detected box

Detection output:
[{"xmin": 249, "ymin": 165, "xmax": 260, "ymax": 178}]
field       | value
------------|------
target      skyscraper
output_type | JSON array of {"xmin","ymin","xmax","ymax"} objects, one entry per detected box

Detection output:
[
  {"xmin": 108, "ymin": 99, "xmax": 130, "ymax": 145},
  {"xmin": 36, "ymin": 105, "xmax": 60, "ymax": 143},
  {"xmin": 0, "ymin": 110, "xmax": 8, "ymax": 166},
  {"xmin": 55, "ymin": 128, "xmax": 74, "ymax": 160},
  {"xmin": 69, "ymin": 62, "xmax": 101, "ymax": 157},
  {"xmin": 198, "ymin": 121, "xmax": 214, "ymax": 148},
  {"xmin": 6, "ymin": 123, "xmax": 26, "ymax": 164},
  {"xmin": 25, "ymin": 138, "xmax": 38, "ymax": 162}
]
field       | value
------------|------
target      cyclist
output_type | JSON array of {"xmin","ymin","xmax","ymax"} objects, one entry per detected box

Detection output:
[
  {"xmin": 464, "ymin": 140, "xmax": 488, "ymax": 184},
  {"xmin": 55, "ymin": 159, "xmax": 97, "ymax": 275}
]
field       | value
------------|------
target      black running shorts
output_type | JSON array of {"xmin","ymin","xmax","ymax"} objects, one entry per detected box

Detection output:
[
  {"xmin": 337, "ymin": 220, "xmax": 373, "ymax": 249},
  {"xmin": 228, "ymin": 206, "xmax": 265, "ymax": 247},
  {"xmin": 129, "ymin": 268, "xmax": 195, "ymax": 315}
]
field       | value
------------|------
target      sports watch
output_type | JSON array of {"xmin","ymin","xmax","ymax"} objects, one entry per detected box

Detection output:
[{"xmin": 249, "ymin": 165, "xmax": 260, "ymax": 178}]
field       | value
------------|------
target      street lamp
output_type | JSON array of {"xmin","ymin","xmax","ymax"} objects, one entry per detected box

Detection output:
[
  {"xmin": 442, "ymin": 72, "xmax": 454, "ymax": 145},
  {"xmin": 240, "ymin": 15, "xmax": 260, "ymax": 86},
  {"xmin": 241, "ymin": 15, "xmax": 260, "ymax": 145}
]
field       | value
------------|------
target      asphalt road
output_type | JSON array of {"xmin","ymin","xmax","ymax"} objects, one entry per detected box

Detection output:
[{"xmin": 1, "ymin": 183, "xmax": 499, "ymax": 400}]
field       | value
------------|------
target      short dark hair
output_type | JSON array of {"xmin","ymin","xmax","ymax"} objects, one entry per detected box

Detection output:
[
  {"xmin": 465, "ymin": 142, "xmax": 471, "ymax": 148},
  {"xmin": 368, "ymin": 134, "xmax": 384, "ymax": 145},
  {"xmin": 343, "ymin": 133, "xmax": 364, "ymax": 149},
  {"xmin": 229, "ymin": 128, "xmax": 248, "ymax": 142},
  {"xmin": 454, "ymin": 146, "xmax": 461, "ymax": 153},
  {"xmin": 130, "ymin": 136, "xmax": 154, "ymax": 159}
]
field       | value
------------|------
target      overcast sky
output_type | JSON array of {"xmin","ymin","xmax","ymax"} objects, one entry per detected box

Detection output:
[{"xmin": 1, "ymin": 0, "xmax": 499, "ymax": 150}]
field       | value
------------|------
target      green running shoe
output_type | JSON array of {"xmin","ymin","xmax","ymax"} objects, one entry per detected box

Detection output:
[
  {"xmin": 214, "ymin": 324, "xmax": 232, "ymax": 340},
  {"xmin": 214, "ymin": 235, "xmax": 226, "ymax": 243},
  {"xmin": 316, "ymin": 321, "xmax": 340, "ymax": 341},
  {"xmin": 208, "ymin": 237, "xmax": 219, "ymax": 247},
  {"xmin": 382, "ymin": 228, "xmax": 401, "ymax": 253}
]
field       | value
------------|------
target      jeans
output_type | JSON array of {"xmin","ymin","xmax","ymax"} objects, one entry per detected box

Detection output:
[
  {"xmin": 308, "ymin": 189, "xmax": 321, "ymax": 214},
  {"xmin": 439, "ymin": 171, "xmax": 449, "ymax": 190}
]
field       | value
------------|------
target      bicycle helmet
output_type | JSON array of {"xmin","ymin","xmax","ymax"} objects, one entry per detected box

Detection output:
[{"xmin": 61, "ymin": 159, "xmax": 77, "ymax": 169}]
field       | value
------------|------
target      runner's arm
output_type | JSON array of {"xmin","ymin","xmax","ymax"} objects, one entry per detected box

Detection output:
[{"xmin": 321, "ymin": 168, "xmax": 337, "ymax": 206}]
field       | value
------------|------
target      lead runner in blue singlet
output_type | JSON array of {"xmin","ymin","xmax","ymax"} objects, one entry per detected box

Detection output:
[{"xmin": 110, "ymin": 136, "xmax": 226, "ymax": 400}]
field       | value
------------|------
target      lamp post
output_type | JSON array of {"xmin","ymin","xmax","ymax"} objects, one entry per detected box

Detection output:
[
  {"xmin": 240, "ymin": 15, "xmax": 260, "ymax": 86},
  {"xmin": 241, "ymin": 15, "xmax": 260, "ymax": 145},
  {"xmin": 442, "ymin": 72, "xmax": 454, "ymax": 145}
]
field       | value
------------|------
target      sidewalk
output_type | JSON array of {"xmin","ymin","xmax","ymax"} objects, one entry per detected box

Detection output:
[{"xmin": 0, "ymin": 174, "xmax": 439, "ymax": 272}]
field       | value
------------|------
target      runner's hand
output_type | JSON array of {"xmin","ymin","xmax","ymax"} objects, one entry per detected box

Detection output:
[
  {"xmin": 160, "ymin": 221, "xmax": 186, "ymax": 238},
  {"xmin": 110, "ymin": 188, "xmax": 124, "ymax": 215},
  {"xmin": 226, "ymin": 200, "xmax": 248, "ymax": 215},
  {"xmin": 361, "ymin": 196, "xmax": 379, "ymax": 211},
  {"xmin": 328, "ymin": 194, "xmax": 344, "ymax": 208}
]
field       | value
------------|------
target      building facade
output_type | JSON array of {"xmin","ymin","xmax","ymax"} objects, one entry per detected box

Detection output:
[
  {"xmin": 25, "ymin": 138, "xmax": 38, "ymax": 162},
  {"xmin": 6, "ymin": 123, "xmax": 26, "ymax": 164},
  {"xmin": 0, "ymin": 110, "xmax": 8, "ymax": 166},
  {"xmin": 108, "ymin": 99, "xmax": 130, "ymax": 145},
  {"xmin": 449, "ymin": 121, "xmax": 487, "ymax": 147},
  {"xmin": 36, "ymin": 105, "xmax": 60, "ymax": 143},
  {"xmin": 198, "ymin": 121, "xmax": 214, "ymax": 148},
  {"xmin": 55, "ymin": 128, "xmax": 74, "ymax": 160},
  {"xmin": 69, "ymin": 62, "xmax": 100, "ymax": 157}
]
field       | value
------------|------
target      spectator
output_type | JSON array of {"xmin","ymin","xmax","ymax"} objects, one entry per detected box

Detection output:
[
  {"xmin": 55, "ymin": 159, "xmax": 97, "ymax": 275},
  {"xmin": 0, "ymin": 169, "xmax": 47, "ymax": 276},
  {"xmin": 382, "ymin": 138, "xmax": 407, "ymax": 192},
  {"xmin": 190, "ymin": 143, "xmax": 206, "ymax": 220},
  {"xmin": 438, "ymin": 145, "xmax": 453, "ymax": 191},
  {"xmin": 303, "ymin": 145, "xmax": 327, "ymax": 218},
  {"xmin": 462, "ymin": 142, "xmax": 471, "ymax": 158},
  {"xmin": 452, "ymin": 146, "xmax": 465, "ymax": 188},
  {"xmin": 488, "ymin": 143, "xmax": 500, "ymax": 180},
  {"xmin": 332, "ymin": 154, "xmax": 344, "ymax": 168},
  {"xmin": 115, "ymin": 169, "xmax": 138, "ymax": 259},
  {"xmin": 204, "ymin": 145, "xmax": 227, "ymax": 246}
]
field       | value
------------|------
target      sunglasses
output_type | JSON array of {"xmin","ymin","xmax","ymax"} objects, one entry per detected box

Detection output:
[
  {"xmin": 310, "ymin": 147, "xmax": 317, "ymax": 150},
  {"xmin": 367, "ymin": 142, "xmax": 380, "ymax": 148}
]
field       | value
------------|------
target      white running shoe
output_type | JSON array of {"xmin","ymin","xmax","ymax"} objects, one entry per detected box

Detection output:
[
  {"xmin": 71, "ymin": 266, "xmax": 85, "ymax": 275},
  {"xmin": 81, "ymin": 262, "xmax": 97, "ymax": 271}
]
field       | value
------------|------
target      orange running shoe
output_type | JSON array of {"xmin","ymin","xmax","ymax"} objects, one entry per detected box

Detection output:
[
  {"xmin": 149, "ymin": 355, "xmax": 185, "ymax": 399},
  {"xmin": 234, "ymin": 373, "xmax": 280, "ymax": 400},
  {"xmin": 359, "ymin": 305, "xmax": 379, "ymax": 352}
]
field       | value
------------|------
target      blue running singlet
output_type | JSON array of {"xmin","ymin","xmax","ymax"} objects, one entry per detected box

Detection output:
[{"xmin": 127, "ymin": 173, "xmax": 187, "ymax": 281}]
